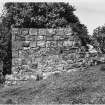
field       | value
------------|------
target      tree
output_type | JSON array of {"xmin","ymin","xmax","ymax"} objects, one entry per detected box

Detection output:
[
  {"xmin": 2, "ymin": 2, "xmax": 79, "ymax": 28},
  {"xmin": 93, "ymin": 25, "xmax": 105, "ymax": 53}
]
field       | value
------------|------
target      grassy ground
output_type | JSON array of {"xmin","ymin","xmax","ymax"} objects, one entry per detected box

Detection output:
[{"xmin": 0, "ymin": 64, "xmax": 105, "ymax": 104}]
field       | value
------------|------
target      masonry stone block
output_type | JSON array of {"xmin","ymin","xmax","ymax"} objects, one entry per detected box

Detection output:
[
  {"xmin": 50, "ymin": 41, "xmax": 57, "ymax": 47},
  {"xmin": 54, "ymin": 35, "xmax": 61, "ymax": 40},
  {"xmin": 25, "ymin": 35, "xmax": 36, "ymax": 41},
  {"xmin": 12, "ymin": 50, "xmax": 19, "ymax": 58},
  {"xmin": 37, "ymin": 41, "xmax": 45, "ymax": 47},
  {"xmin": 21, "ymin": 59, "xmax": 28, "ymax": 65},
  {"xmin": 58, "ymin": 41, "xmax": 63, "ymax": 47},
  {"xmin": 30, "ymin": 42, "xmax": 37, "ymax": 48},
  {"xmin": 63, "ymin": 40, "xmax": 74, "ymax": 47},
  {"xmin": 38, "ymin": 29, "xmax": 46, "ymax": 35},
  {"xmin": 29, "ymin": 28, "xmax": 38, "ymax": 35},
  {"xmin": 12, "ymin": 28, "xmax": 21, "ymax": 35},
  {"xmin": 56, "ymin": 28, "xmax": 65, "ymax": 36},
  {"xmin": 22, "ymin": 41, "xmax": 30, "ymax": 47},
  {"xmin": 12, "ymin": 27, "xmax": 82, "ymax": 78},
  {"xmin": 12, "ymin": 41, "xmax": 23, "ymax": 50},
  {"xmin": 46, "ymin": 36, "xmax": 54, "ymax": 41},
  {"xmin": 21, "ymin": 65, "xmax": 30, "ymax": 71},
  {"xmin": 64, "ymin": 28, "xmax": 72, "ymax": 35},
  {"xmin": 12, "ymin": 34, "xmax": 15, "ymax": 41},
  {"xmin": 46, "ymin": 29, "xmax": 56, "ymax": 36},
  {"xmin": 15, "ymin": 35, "xmax": 25, "ymax": 41},
  {"xmin": 37, "ymin": 35, "xmax": 45, "ymax": 41},
  {"xmin": 12, "ymin": 58, "xmax": 22, "ymax": 66},
  {"xmin": 29, "ymin": 63, "xmax": 38, "ymax": 70}
]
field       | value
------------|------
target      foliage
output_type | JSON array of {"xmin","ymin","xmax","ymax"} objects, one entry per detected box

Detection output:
[
  {"xmin": 2, "ymin": 2, "xmax": 79, "ymax": 28},
  {"xmin": 93, "ymin": 25, "xmax": 105, "ymax": 53},
  {"xmin": 71, "ymin": 22, "xmax": 90, "ymax": 48}
]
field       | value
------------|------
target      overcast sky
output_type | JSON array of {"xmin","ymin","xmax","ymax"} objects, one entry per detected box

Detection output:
[{"xmin": 0, "ymin": 0, "xmax": 105, "ymax": 35}]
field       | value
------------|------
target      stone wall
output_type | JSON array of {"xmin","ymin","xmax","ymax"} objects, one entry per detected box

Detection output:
[{"xmin": 11, "ymin": 28, "xmax": 81, "ymax": 79}]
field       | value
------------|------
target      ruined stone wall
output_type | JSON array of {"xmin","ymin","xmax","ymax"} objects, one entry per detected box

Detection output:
[{"xmin": 12, "ymin": 28, "xmax": 81, "ymax": 75}]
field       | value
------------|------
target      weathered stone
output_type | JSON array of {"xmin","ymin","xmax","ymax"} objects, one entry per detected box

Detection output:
[
  {"xmin": 21, "ymin": 65, "xmax": 30, "ymax": 71},
  {"xmin": 12, "ymin": 34, "xmax": 15, "ymax": 41},
  {"xmin": 37, "ymin": 41, "xmax": 45, "ymax": 47},
  {"xmin": 68, "ymin": 36, "xmax": 74, "ymax": 41},
  {"xmin": 0, "ymin": 60, "xmax": 3, "ymax": 72},
  {"xmin": 21, "ymin": 28, "xmax": 29, "ymax": 36},
  {"xmin": 29, "ymin": 63, "xmax": 38, "ymax": 70},
  {"xmin": 30, "ymin": 47, "xmax": 40, "ymax": 54},
  {"xmin": 46, "ymin": 36, "xmax": 54, "ymax": 41},
  {"xmin": 29, "ymin": 28, "xmax": 38, "ymax": 35},
  {"xmin": 37, "ymin": 35, "xmax": 45, "ymax": 41},
  {"xmin": 38, "ymin": 29, "xmax": 46, "ymax": 35},
  {"xmin": 46, "ymin": 29, "xmax": 56, "ymax": 36},
  {"xmin": 12, "ymin": 28, "xmax": 21, "ymax": 35},
  {"xmin": 50, "ymin": 41, "xmax": 57, "ymax": 47},
  {"xmin": 15, "ymin": 35, "xmax": 25, "ymax": 41},
  {"xmin": 54, "ymin": 35, "xmax": 60, "ymax": 40},
  {"xmin": 21, "ymin": 59, "xmax": 28, "ymax": 65},
  {"xmin": 12, "ymin": 66, "xmax": 20, "ymax": 74},
  {"xmin": 63, "ymin": 40, "xmax": 74, "ymax": 47},
  {"xmin": 64, "ymin": 28, "xmax": 72, "ymax": 35},
  {"xmin": 59, "ymin": 36, "xmax": 66, "ymax": 41},
  {"xmin": 25, "ymin": 35, "xmax": 36, "ymax": 41},
  {"xmin": 12, "ymin": 58, "xmax": 22, "ymax": 66},
  {"xmin": 45, "ymin": 41, "xmax": 50, "ymax": 48},
  {"xmin": 12, "ymin": 27, "xmax": 83, "ymax": 81},
  {"xmin": 12, "ymin": 50, "xmax": 19, "ymax": 58},
  {"xmin": 57, "ymin": 41, "xmax": 63, "ymax": 47},
  {"xmin": 22, "ymin": 41, "xmax": 30, "ymax": 47},
  {"xmin": 18, "ymin": 49, "xmax": 31, "ymax": 58},
  {"xmin": 30, "ymin": 42, "xmax": 37, "ymax": 48},
  {"xmin": 12, "ymin": 41, "xmax": 23, "ymax": 50},
  {"xmin": 56, "ymin": 28, "xmax": 64, "ymax": 36}
]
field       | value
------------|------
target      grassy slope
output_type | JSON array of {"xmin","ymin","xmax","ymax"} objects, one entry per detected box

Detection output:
[{"xmin": 0, "ymin": 64, "xmax": 105, "ymax": 104}]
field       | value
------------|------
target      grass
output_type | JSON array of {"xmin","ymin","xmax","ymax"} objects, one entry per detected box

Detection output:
[{"xmin": 0, "ymin": 64, "xmax": 105, "ymax": 104}]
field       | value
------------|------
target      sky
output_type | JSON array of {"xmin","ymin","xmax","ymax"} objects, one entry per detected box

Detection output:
[{"xmin": 0, "ymin": 0, "xmax": 105, "ymax": 35}]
